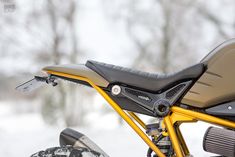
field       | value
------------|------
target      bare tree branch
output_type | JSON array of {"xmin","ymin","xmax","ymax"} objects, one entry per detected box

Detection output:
[{"xmin": 197, "ymin": 5, "xmax": 229, "ymax": 39}]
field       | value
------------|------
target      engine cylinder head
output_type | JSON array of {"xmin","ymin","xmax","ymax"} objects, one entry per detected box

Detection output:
[{"xmin": 203, "ymin": 126, "xmax": 235, "ymax": 157}]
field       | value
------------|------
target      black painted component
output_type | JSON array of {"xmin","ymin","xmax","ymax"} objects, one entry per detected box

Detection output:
[
  {"xmin": 106, "ymin": 92, "xmax": 154, "ymax": 116},
  {"xmin": 166, "ymin": 84, "xmax": 186, "ymax": 99},
  {"xmin": 106, "ymin": 81, "xmax": 192, "ymax": 117},
  {"xmin": 153, "ymin": 100, "xmax": 170, "ymax": 117},
  {"xmin": 86, "ymin": 60, "xmax": 204, "ymax": 92},
  {"xmin": 60, "ymin": 128, "xmax": 109, "ymax": 157},
  {"xmin": 216, "ymin": 116, "xmax": 235, "ymax": 121},
  {"xmin": 125, "ymin": 88, "xmax": 152, "ymax": 103},
  {"xmin": 60, "ymin": 128, "xmax": 84, "ymax": 146},
  {"xmin": 123, "ymin": 81, "xmax": 191, "ymax": 116},
  {"xmin": 206, "ymin": 101, "xmax": 235, "ymax": 116},
  {"xmin": 16, "ymin": 75, "xmax": 58, "ymax": 93},
  {"xmin": 121, "ymin": 87, "xmax": 156, "ymax": 111}
]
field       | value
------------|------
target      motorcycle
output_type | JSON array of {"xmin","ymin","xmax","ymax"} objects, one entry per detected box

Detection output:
[{"xmin": 17, "ymin": 39, "xmax": 235, "ymax": 157}]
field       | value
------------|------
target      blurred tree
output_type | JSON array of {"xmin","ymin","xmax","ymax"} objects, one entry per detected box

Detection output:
[
  {"xmin": 1, "ymin": 0, "xmax": 235, "ymax": 127},
  {"xmin": 103, "ymin": 0, "xmax": 205, "ymax": 124},
  {"xmin": 196, "ymin": 1, "xmax": 235, "ymax": 40},
  {"xmin": 103, "ymin": 0, "xmax": 204, "ymax": 73},
  {"xmin": 0, "ymin": 0, "xmax": 94, "ymax": 127},
  {"xmin": 32, "ymin": 0, "xmax": 93, "ymax": 126}
]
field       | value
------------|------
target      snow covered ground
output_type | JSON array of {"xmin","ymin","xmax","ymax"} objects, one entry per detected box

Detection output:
[{"xmin": 0, "ymin": 102, "xmax": 216, "ymax": 157}]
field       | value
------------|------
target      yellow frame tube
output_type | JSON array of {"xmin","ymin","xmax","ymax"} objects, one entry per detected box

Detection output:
[
  {"xmin": 171, "ymin": 106, "xmax": 235, "ymax": 128},
  {"xmin": 45, "ymin": 70, "xmax": 166, "ymax": 157},
  {"xmin": 128, "ymin": 111, "xmax": 147, "ymax": 130},
  {"xmin": 164, "ymin": 116, "xmax": 184, "ymax": 157},
  {"xmin": 175, "ymin": 124, "xmax": 190, "ymax": 156},
  {"xmin": 163, "ymin": 106, "xmax": 235, "ymax": 156},
  {"xmin": 45, "ymin": 70, "xmax": 235, "ymax": 157}
]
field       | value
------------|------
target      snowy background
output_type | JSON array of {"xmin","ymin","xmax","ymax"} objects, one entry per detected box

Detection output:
[
  {"xmin": 0, "ymin": 0, "xmax": 234, "ymax": 156},
  {"xmin": 0, "ymin": 101, "xmax": 215, "ymax": 157}
]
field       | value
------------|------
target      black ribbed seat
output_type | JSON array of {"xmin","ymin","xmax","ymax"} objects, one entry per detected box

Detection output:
[{"xmin": 86, "ymin": 60, "xmax": 205, "ymax": 92}]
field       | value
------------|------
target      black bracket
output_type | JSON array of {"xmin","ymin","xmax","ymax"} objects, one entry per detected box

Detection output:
[
  {"xmin": 117, "ymin": 81, "xmax": 192, "ymax": 117},
  {"xmin": 16, "ymin": 75, "xmax": 58, "ymax": 93}
]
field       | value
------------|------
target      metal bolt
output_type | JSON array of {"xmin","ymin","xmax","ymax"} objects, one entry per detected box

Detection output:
[
  {"xmin": 111, "ymin": 85, "xmax": 121, "ymax": 95},
  {"xmin": 228, "ymin": 106, "xmax": 232, "ymax": 110}
]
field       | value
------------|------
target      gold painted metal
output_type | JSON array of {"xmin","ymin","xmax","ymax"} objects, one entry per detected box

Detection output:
[
  {"xmin": 44, "ymin": 70, "xmax": 235, "ymax": 157},
  {"xmin": 128, "ymin": 111, "xmax": 147, "ymax": 130},
  {"xmin": 169, "ymin": 112, "xmax": 197, "ymax": 125},
  {"xmin": 44, "ymin": 70, "xmax": 165, "ymax": 157},
  {"xmin": 161, "ymin": 112, "xmax": 197, "ymax": 139},
  {"xmin": 162, "ymin": 112, "xmax": 192, "ymax": 156},
  {"xmin": 171, "ymin": 106, "xmax": 235, "ymax": 129},
  {"xmin": 164, "ymin": 106, "xmax": 235, "ymax": 156},
  {"xmin": 175, "ymin": 124, "xmax": 190, "ymax": 156},
  {"xmin": 164, "ymin": 115, "xmax": 184, "ymax": 157}
]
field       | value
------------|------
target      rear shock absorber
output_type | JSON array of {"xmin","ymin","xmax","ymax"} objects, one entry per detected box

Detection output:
[{"xmin": 146, "ymin": 119, "xmax": 173, "ymax": 157}]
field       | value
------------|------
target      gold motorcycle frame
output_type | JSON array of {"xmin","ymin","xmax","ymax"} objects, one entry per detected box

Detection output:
[{"xmin": 45, "ymin": 70, "xmax": 235, "ymax": 157}]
